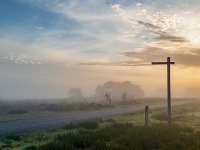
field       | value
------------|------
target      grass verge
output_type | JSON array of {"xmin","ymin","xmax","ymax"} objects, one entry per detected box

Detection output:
[{"xmin": 1, "ymin": 100, "xmax": 200, "ymax": 149}]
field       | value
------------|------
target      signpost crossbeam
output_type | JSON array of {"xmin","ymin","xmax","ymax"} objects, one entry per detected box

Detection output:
[
  {"xmin": 152, "ymin": 62, "xmax": 175, "ymax": 65},
  {"xmin": 151, "ymin": 57, "xmax": 175, "ymax": 127}
]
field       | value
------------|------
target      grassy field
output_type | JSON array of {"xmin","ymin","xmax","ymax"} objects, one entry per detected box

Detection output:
[
  {"xmin": 0, "ymin": 102, "xmax": 115, "ymax": 122},
  {"xmin": 1, "ymin": 99, "xmax": 200, "ymax": 150},
  {"xmin": 0, "ymin": 98, "xmax": 191, "ymax": 122}
]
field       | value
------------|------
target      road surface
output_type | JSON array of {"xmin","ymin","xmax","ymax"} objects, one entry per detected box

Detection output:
[{"xmin": 0, "ymin": 103, "xmax": 174, "ymax": 138}]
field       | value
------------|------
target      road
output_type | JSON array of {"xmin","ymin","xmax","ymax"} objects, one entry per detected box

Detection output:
[{"xmin": 0, "ymin": 103, "xmax": 175, "ymax": 138}]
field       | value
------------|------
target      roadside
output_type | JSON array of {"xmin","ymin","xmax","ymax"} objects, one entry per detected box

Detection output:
[
  {"xmin": 0, "ymin": 98, "xmax": 193, "ymax": 122},
  {"xmin": 0, "ymin": 100, "xmax": 200, "ymax": 150}
]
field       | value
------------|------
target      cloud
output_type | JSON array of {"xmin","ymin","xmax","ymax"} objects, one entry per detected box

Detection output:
[
  {"xmin": 80, "ymin": 60, "xmax": 150, "ymax": 67},
  {"xmin": 154, "ymin": 32, "xmax": 189, "ymax": 43},
  {"xmin": 137, "ymin": 21, "xmax": 162, "ymax": 31},
  {"xmin": 2, "ymin": 2, "xmax": 200, "ymax": 67},
  {"xmin": 1, "ymin": 52, "xmax": 42, "ymax": 65},
  {"xmin": 117, "ymin": 46, "xmax": 200, "ymax": 67},
  {"xmin": 35, "ymin": 26, "xmax": 44, "ymax": 30}
]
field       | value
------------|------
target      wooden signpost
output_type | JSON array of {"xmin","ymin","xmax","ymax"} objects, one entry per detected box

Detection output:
[{"xmin": 152, "ymin": 57, "xmax": 175, "ymax": 127}]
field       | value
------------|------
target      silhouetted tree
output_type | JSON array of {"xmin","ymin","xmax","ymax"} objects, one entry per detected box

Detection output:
[
  {"xmin": 122, "ymin": 92, "xmax": 127, "ymax": 100},
  {"xmin": 105, "ymin": 92, "xmax": 111, "ymax": 105}
]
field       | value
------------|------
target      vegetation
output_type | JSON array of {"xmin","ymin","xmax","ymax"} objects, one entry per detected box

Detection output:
[
  {"xmin": 95, "ymin": 81, "xmax": 145, "ymax": 99},
  {"xmin": 151, "ymin": 111, "xmax": 168, "ymax": 121},
  {"xmin": 0, "ymin": 100, "xmax": 115, "ymax": 122},
  {"xmin": 63, "ymin": 119, "xmax": 99, "ymax": 130},
  {"xmin": 1, "ymin": 100, "xmax": 200, "ymax": 150},
  {"xmin": 0, "ymin": 97, "xmax": 190, "ymax": 122},
  {"xmin": 39, "ymin": 123, "xmax": 199, "ymax": 150},
  {"xmin": 68, "ymin": 88, "xmax": 83, "ymax": 98},
  {"xmin": 38, "ymin": 102, "xmax": 114, "ymax": 112},
  {"xmin": 7, "ymin": 109, "xmax": 28, "ymax": 114},
  {"xmin": 5, "ymin": 134, "xmax": 22, "ymax": 141}
]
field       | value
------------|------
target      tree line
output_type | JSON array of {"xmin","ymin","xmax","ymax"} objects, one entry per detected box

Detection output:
[{"xmin": 69, "ymin": 81, "xmax": 145, "ymax": 100}]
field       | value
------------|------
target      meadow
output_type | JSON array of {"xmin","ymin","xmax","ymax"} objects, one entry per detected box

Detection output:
[
  {"xmin": 0, "ymin": 98, "xmax": 189, "ymax": 122},
  {"xmin": 0, "ymin": 98, "xmax": 199, "ymax": 150},
  {"xmin": 0, "ymin": 99, "xmax": 116, "ymax": 122}
]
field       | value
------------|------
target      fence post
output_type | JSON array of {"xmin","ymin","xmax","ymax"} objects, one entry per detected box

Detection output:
[{"xmin": 145, "ymin": 106, "xmax": 149, "ymax": 126}]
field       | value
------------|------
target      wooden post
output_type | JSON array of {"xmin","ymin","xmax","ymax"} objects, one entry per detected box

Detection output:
[
  {"xmin": 152, "ymin": 57, "xmax": 175, "ymax": 127},
  {"xmin": 145, "ymin": 106, "xmax": 149, "ymax": 126},
  {"xmin": 167, "ymin": 57, "xmax": 171, "ymax": 127}
]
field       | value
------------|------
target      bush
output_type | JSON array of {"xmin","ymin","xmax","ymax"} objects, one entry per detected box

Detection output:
[
  {"xmin": 63, "ymin": 122, "xmax": 79, "ymax": 130},
  {"xmin": 1, "ymin": 139, "xmax": 12, "ymax": 148},
  {"xmin": 24, "ymin": 145, "xmax": 37, "ymax": 150},
  {"xmin": 0, "ymin": 108, "xmax": 7, "ymax": 113},
  {"xmin": 7, "ymin": 109, "xmax": 28, "ymax": 114},
  {"xmin": 5, "ymin": 134, "xmax": 22, "ymax": 141},
  {"xmin": 79, "ymin": 119, "xmax": 99, "ymax": 130}
]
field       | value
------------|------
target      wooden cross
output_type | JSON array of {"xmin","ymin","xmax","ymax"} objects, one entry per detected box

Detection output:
[{"xmin": 152, "ymin": 57, "xmax": 175, "ymax": 127}]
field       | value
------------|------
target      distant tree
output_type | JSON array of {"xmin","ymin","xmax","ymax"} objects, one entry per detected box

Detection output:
[
  {"xmin": 122, "ymin": 92, "xmax": 127, "ymax": 101},
  {"xmin": 95, "ymin": 81, "xmax": 144, "ymax": 99},
  {"xmin": 95, "ymin": 84, "xmax": 103, "ymax": 97},
  {"xmin": 68, "ymin": 88, "xmax": 82, "ymax": 98},
  {"xmin": 105, "ymin": 92, "xmax": 111, "ymax": 105}
]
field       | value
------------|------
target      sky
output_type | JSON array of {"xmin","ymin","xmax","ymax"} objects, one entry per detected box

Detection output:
[{"xmin": 1, "ymin": 0, "xmax": 200, "ymax": 99}]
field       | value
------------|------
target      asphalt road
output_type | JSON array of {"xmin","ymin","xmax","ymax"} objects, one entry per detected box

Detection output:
[{"xmin": 0, "ymin": 103, "xmax": 169, "ymax": 138}]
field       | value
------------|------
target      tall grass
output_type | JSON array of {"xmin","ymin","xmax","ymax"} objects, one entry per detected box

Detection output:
[
  {"xmin": 39, "ymin": 123, "xmax": 200, "ymax": 150},
  {"xmin": 63, "ymin": 119, "xmax": 99, "ymax": 130}
]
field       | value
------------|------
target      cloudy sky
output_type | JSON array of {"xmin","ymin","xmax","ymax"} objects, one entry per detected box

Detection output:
[{"xmin": 1, "ymin": 0, "xmax": 200, "ymax": 99}]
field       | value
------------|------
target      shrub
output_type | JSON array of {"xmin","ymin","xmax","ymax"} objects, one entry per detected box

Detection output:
[
  {"xmin": 0, "ymin": 108, "xmax": 7, "ymax": 113},
  {"xmin": 5, "ymin": 133, "xmax": 22, "ymax": 141},
  {"xmin": 63, "ymin": 122, "xmax": 79, "ymax": 130},
  {"xmin": 79, "ymin": 119, "xmax": 99, "ymax": 129},
  {"xmin": 7, "ymin": 109, "xmax": 28, "ymax": 114},
  {"xmin": 24, "ymin": 145, "xmax": 37, "ymax": 150},
  {"xmin": 1, "ymin": 139, "xmax": 12, "ymax": 148}
]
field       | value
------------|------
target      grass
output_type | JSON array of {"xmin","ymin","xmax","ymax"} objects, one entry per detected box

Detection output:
[
  {"xmin": 1, "ymin": 100, "xmax": 200, "ymax": 149},
  {"xmin": 0, "ymin": 111, "xmax": 79, "ymax": 122},
  {"xmin": 0, "ymin": 98, "xmax": 191, "ymax": 122},
  {"xmin": 7, "ymin": 109, "xmax": 28, "ymax": 114},
  {"xmin": 0, "ymin": 104, "xmax": 114, "ymax": 122},
  {"xmin": 34, "ymin": 123, "xmax": 200, "ymax": 150},
  {"xmin": 63, "ymin": 119, "xmax": 99, "ymax": 130}
]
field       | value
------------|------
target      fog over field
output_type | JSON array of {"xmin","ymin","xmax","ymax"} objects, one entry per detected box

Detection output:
[{"xmin": 1, "ymin": 0, "xmax": 200, "ymax": 99}]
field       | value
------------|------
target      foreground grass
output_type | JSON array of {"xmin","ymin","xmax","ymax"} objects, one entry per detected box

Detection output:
[
  {"xmin": 112, "ymin": 100, "xmax": 200, "ymax": 130},
  {"xmin": 1, "ymin": 100, "xmax": 200, "ymax": 150},
  {"xmin": 4, "ymin": 123, "xmax": 200, "ymax": 150},
  {"xmin": 38, "ymin": 123, "xmax": 200, "ymax": 150}
]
